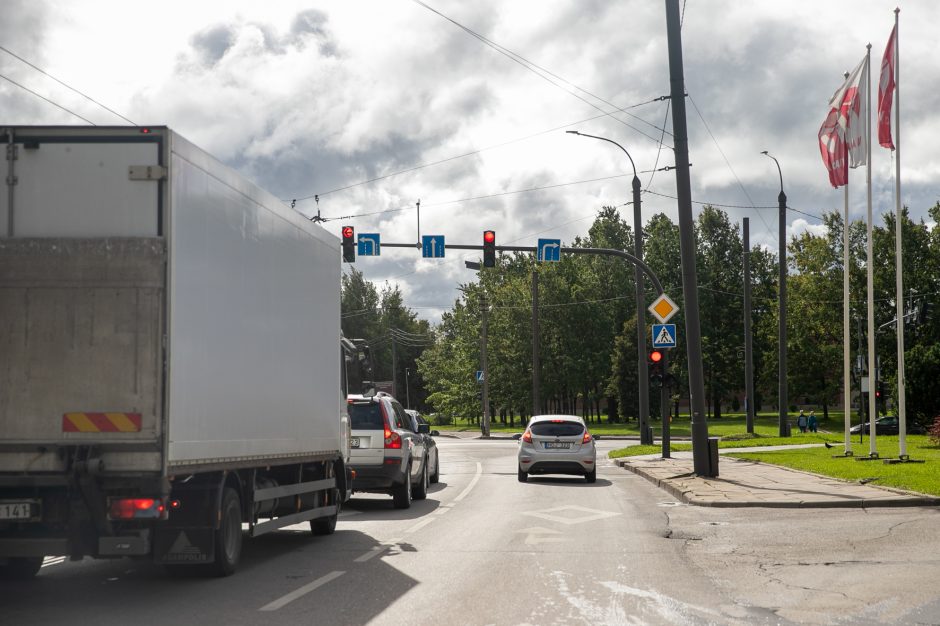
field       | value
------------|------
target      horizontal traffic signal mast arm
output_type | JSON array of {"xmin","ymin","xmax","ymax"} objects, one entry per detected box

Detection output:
[{"xmin": 378, "ymin": 242, "xmax": 664, "ymax": 295}]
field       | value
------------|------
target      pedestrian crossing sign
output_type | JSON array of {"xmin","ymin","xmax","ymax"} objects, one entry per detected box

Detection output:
[{"xmin": 651, "ymin": 323, "xmax": 677, "ymax": 348}]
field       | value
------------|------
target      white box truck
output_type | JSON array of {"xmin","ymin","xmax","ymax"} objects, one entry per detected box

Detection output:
[{"xmin": 0, "ymin": 126, "xmax": 357, "ymax": 578}]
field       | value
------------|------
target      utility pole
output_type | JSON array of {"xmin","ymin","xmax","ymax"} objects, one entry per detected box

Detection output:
[
  {"xmin": 480, "ymin": 293, "xmax": 491, "ymax": 437},
  {"xmin": 531, "ymin": 269, "xmax": 541, "ymax": 416},
  {"xmin": 743, "ymin": 218, "xmax": 755, "ymax": 433},
  {"xmin": 391, "ymin": 333, "xmax": 398, "ymax": 400},
  {"xmin": 665, "ymin": 0, "xmax": 714, "ymax": 476}
]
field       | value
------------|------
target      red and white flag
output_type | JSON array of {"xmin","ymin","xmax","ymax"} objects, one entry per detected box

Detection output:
[
  {"xmin": 819, "ymin": 106, "xmax": 847, "ymax": 188},
  {"xmin": 828, "ymin": 55, "xmax": 869, "ymax": 169},
  {"xmin": 878, "ymin": 24, "xmax": 897, "ymax": 149}
]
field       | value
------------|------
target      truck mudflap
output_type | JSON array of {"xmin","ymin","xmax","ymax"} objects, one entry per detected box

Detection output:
[{"xmin": 154, "ymin": 528, "xmax": 214, "ymax": 564}]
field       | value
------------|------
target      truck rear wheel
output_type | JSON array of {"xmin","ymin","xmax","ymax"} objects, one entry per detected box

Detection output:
[
  {"xmin": 207, "ymin": 488, "xmax": 242, "ymax": 577},
  {"xmin": 0, "ymin": 556, "xmax": 43, "ymax": 580},
  {"xmin": 311, "ymin": 488, "xmax": 340, "ymax": 536}
]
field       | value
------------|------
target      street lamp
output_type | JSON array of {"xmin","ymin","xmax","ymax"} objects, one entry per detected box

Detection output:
[
  {"xmin": 405, "ymin": 367, "xmax": 411, "ymax": 409},
  {"xmin": 762, "ymin": 150, "xmax": 789, "ymax": 437},
  {"xmin": 567, "ymin": 130, "xmax": 652, "ymax": 444}
]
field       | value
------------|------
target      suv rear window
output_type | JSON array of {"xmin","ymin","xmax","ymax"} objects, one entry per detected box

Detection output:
[
  {"xmin": 349, "ymin": 403, "xmax": 385, "ymax": 429},
  {"xmin": 530, "ymin": 421, "xmax": 584, "ymax": 437}
]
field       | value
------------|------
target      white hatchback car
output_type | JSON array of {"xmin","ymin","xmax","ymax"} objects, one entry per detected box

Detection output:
[{"xmin": 517, "ymin": 415, "xmax": 597, "ymax": 483}]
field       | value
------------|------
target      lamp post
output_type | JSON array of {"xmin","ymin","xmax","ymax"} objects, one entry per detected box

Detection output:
[
  {"xmin": 567, "ymin": 130, "xmax": 651, "ymax": 444},
  {"xmin": 405, "ymin": 367, "xmax": 411, "ymax": 410},
  {"xmin": 762, "ymin": 150, "xmax": 789, "ymax": 437}
]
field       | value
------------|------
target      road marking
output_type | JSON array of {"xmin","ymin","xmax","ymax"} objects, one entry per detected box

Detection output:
[
  {"xmin": 516, "ymin": 526, "xmax": 567, "ymax": 545},
  {"xmin": 41, "ymin": 556, "xmax": 66, "ymax": 568},
  {"xmin": 353, "ymin": 537, "xmax": 403, "ymax": 563},
  {"xmin": 453, "ymin": 461, "xmax": 482, "ymax": 502},
  {"xmin": 259, "ymin": 570, "xmax": 345, "ymax": 611},
  {"xmin": 434, "ymin": 507, "xmax": 451, "ymax": 515},
  {"xmin": 522, "ymin": 505, "xmax": 621, "ymax": 525},
  {"xmin": 406, "ymin": 517, "xmax": 436, "ymax": 533}
]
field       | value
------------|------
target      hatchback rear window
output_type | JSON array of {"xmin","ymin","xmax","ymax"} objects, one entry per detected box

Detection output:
[
  {"xmin": 349, "ymin": 403, "xmax": 385, "ymax": 429},
  {"xmin": 530, "ymin": 421, "xmax": 584, "ymax": 437}
]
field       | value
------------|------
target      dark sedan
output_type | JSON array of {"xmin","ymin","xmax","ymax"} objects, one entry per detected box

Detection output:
[{"xmin": 849, "ymin": 416, "xmax": 924, "ymax": 435}]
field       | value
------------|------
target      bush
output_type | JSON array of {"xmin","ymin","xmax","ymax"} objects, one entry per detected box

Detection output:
[
  {"xmin": 431, "ymin": 413, "xmax": 453, "ymax": 426},
  {"xmin": 929, "ymin": 415, "xmax": 940, "ymax": 446}
]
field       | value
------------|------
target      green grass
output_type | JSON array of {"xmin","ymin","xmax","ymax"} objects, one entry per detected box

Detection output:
[
  {"xmin": 606, "ymin": 433, "xmax": 837, "ymax": 458},
  {"xmin": 729, "ymin": 437, "xmax": 940, "ymax": 497}
]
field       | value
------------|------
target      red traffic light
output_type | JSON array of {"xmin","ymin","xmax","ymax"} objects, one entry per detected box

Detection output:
[
  {"xmin": 649, "ymin": 350, "xmax": 663, "ymax": 363},
  {"xmin": 342, "ymin": 226, "xmax": 354, "ymax": 240},
  {"xmin": 483, "ymin": 230, "xmax": 495, "ymax": 243}
]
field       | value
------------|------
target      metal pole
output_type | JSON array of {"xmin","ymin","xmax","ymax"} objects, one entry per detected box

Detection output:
[
  {"xmin": 661, "ymin": 350, "xmax": 670, "ymax": 458},
  {"xmin": 405, "ymin": 368, "xmax": 411, "ymax": 409},
  {"xmin": 481, "ymin": 294, "xmax": 491, "ymax": 437},
  {"xmin": 665, "ymin": 0, "xmax": 713, "ymax": 476},
  {"xmin": 565, "ymin": 130, "xmax": 649, "ymax": 442},
  {"xmin": 864, "ymin": 45, "xmax": 877, "ymax": 458},
  {"xmin": 531, "ymin": 270, "xmax": 541, "ymax": 416},
  {"xmin": 743, "ymin": 218, "xmax": 755, "ymax": 433},
  {"xmin": 6, "ymin": 129, "xmax": 15, "ymax": 237},
  {"xmin": 762, "ymin": 151, "xmax": 788, "ymax": 436},
  {"xmin": 892, "ymin": 9, "xmax": 907, "ymax": 458},
  {"xmin": 843, "ymin": 164, "xmax": 852, "ymax": 455},
  {"xmin": 391, "ymin": 334, "xmax": 398, "ymax": 399}
]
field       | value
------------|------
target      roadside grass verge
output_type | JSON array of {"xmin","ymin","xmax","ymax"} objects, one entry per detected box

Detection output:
[{"xmin": 728, "ymin": 437, "xmax": 940, "ymax": 496}]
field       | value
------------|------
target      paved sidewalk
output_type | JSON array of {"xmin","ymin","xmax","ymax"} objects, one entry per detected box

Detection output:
[{"xmin": 615, "ymin": 450, "xmax": 940, "ymax": 508}]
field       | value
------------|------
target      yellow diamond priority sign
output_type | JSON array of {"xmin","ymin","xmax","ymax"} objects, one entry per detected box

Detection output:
[{"xmin": 648, "ymin": 293, "xmax": 679, "ymax": 323}]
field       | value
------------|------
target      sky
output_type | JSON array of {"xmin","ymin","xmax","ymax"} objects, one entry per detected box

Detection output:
[{"xmin": 3, "ymin": 0, "xmax": 937, "ymax": 323}]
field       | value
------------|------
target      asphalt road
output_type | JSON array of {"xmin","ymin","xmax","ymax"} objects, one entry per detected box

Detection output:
[{"xmin": 2, "ymin": 437, "xmax": 939, "ymax": 625}]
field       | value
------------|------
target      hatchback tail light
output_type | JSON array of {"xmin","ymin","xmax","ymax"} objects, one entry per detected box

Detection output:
[
  {"xmin": 522, "ymin": 428, "xmax": 532, "ymax": 443},
  {"xmin": 582, "ymin": 430, "xmax": 592, "ymax": 444}
]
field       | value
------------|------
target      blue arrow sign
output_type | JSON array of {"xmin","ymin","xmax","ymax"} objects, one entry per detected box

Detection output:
[
  {"xmin": 422, "ymin": 235, "xmax": 445, "ymax": 258},
  {"xmin": 537, "ymin": 238, "xmax": 561, "ymax": 262},
  {"xmin": 651, "ymin": 323, "xmax": 677, "ymax": 348},
  {"xmin": 358, "ymin": 233, "xmax": 380, "ymax": 256},
  {"xmin": 475, "ymin": 370, "xmax": 484, "ymax": 383}
]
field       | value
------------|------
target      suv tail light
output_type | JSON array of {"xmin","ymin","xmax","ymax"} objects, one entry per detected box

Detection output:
[
  {"xmin": 582, "ymin": 430, "xmax": 592, "ymax": 444},
  {"xmin": 382, "ymin": 405, "xmax": 402, "ymax": 449},
  {"xmin": 522, "ymin": 428, "xmax": 532, "ymax": 443}
]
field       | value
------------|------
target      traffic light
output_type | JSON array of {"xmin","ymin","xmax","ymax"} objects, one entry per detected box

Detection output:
[
  {"xmin": 648, "ymin": 350, "xmax": 664, "ymax": 387},
  {"xmin": 342, "ymin": 226, "xmax": 355, "ymax": 262},
  {"xmin": 483, "ymin": 230, "xmax": 496, "ymax": 267}
]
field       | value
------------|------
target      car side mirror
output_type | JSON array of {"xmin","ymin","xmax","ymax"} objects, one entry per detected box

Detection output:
[
  {"xmin": 430, "ymin": 429, "xmax": 440, "ymax": 437},
  {"xmin": 417, "ymin": 423, "xmax": 430, "ymax": 434},
  {"xmin": 511, "ymin": 433, "xmax": 522, "ymax": 440}
]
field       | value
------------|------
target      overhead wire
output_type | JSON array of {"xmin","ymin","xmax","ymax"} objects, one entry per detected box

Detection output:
[
  {"xmin": 0, "ymin": 71, "xmax": 96, "ymax": 124},
  {"xmin": 0, "ymin": 45, "xmax": 136, "ymax": 125}
]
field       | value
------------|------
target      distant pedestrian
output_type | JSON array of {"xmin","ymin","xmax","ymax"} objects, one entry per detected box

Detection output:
[
  {"xmin": 808, "ymin": 410, "xmax": 818, "ymax": 433},
  {"xmin": 797, "ymin": 410, "xmax": 808, "ymax": 433}
]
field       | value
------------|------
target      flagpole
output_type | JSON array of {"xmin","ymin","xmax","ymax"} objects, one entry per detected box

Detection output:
[
  {"xmin": 892, "ymin": 8, "xmax": 907, "ymax": 459},
  {"xmin": 843, "ymin": 148, "xmax": 852, "ymax": 456},
  {"xmin": 864, "ymin": 44, "xmax": 878, "ymax": 458}
]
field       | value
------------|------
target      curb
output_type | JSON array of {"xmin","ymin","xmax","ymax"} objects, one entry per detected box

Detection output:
[{"xmin": 615, "ymin": 457, "xmax": 940, "ymax": 509}]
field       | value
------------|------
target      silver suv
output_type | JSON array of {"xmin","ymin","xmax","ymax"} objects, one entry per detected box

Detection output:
[{"xmin": 348, "ymin": 393, "xmax": 431, "ymax": 508}]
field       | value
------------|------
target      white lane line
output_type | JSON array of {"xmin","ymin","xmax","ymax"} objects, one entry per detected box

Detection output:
[
  {"xmin": 259, "ymin": 570, "xmax": 345, "ymax": 612},
  {"xmin": 41, "ymin": 556, "xmax": 67, "ymax": 568},
  {"xmin": 434, "ymin": 507, "xmax": 451, "ymax": 515},
  {"xmin": 353, "ymin": 537, "xmax": 403, "ymax": 563},
  {"xmin": 405, "ymin": 517, "xmax": 436, "ymax": 533},
  {"xmin": 453, "ymin": 461, "xmax": 482, "ymax": 503}
]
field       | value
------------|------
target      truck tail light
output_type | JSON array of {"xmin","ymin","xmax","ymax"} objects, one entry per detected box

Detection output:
[{"xmin": 108, "ymin": 497, "xmax": 167, "ymax": 520}]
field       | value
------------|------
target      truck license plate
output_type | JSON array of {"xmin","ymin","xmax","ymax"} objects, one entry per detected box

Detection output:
[
  {"xmin": 350, "ymin": 437, "xmax": 360, "ymax": 448},
  {"xmin": 0, "ymin": 501, "xmax": 36, "ymax": 520}
]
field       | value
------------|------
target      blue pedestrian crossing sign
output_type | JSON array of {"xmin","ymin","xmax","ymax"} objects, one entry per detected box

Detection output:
[
  {"xmin": 422, "ymin": 235, "xmax": 445, "ymax": 258},
  {"xmin": 475, "ymin": 370, "xmax": 484, "ymax": 383},
  {"xmin": 537, "ymin": 238, "xmax": 561, "ymax": 262},
  {"xmin": 358, "ymin": 233, "xmax": 380, "ymax": 256},
  {"xmin": 651, "ymin": 324, "xmax": 677, "ymax": 348}
]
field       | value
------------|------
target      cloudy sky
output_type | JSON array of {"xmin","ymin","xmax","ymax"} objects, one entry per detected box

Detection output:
[{"xmin": 3, "ymin": 0, "xmax": 936, "ymax": 322}]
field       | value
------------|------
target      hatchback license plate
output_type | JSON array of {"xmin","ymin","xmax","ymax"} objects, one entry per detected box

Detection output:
[
  {"xmin": 0, "ymin": 501, "xmax": 35, "ymax": 520},
  {"xmin": 544, "ymin": 442, "xmax": 571, "ymax": 449},
  {"xmin": 350, "ymin": 437, "xmax": 361, "ymax": 448}
]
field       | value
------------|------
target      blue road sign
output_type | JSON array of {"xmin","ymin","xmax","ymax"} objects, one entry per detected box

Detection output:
[
  {"xmin": 358, "ymin": 233, "xmax": 380, "ymax": 256},
  {"xmin": 422, "ymin": 235, "xmax": 445, "ymax": 258},
  {"xmin": 537, "ymin": 238, "xmax": 561, "ymax": 262},
  {"xmin": 475, "ymin": 370, "xmax": 484, "ymax": 383},
  {"xmin": 652, "ymin": 323, "xmax": 677, "ymax": 348}
]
